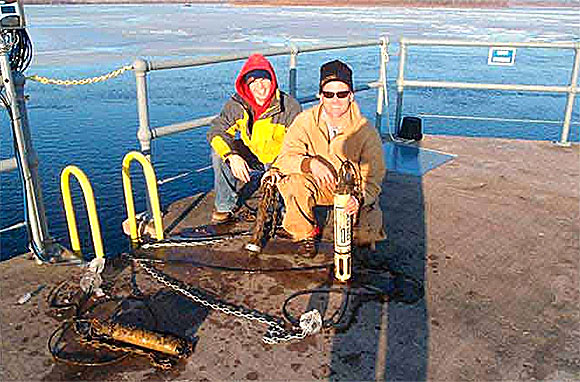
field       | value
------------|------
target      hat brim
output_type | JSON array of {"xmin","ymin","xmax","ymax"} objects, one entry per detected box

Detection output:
[{"xmin": 320, "ymin": 77, "xmax": 352, "ymax": 92}]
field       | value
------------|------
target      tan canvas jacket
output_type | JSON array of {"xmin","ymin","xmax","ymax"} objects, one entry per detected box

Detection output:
[
  {"xmin": 275, "ymin": 102, "xmax": 387, "ymax": 244},
  {"xmin": 275, "ymin": 102, "xmax": 385, "ymax": 206}
]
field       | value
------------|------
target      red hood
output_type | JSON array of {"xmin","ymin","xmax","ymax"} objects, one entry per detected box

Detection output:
[{"xmin": 235, "ymin": 54, "xmax": 278, "ymax": 118}]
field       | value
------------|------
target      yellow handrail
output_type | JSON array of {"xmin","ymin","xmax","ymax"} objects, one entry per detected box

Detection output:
[
  {"xmin": 122, "ymin": 151, "xmax": 164, "ymax": 244},
  {"xmin": 60, "ymin": 165, "xmax": 105, "ymax": 258}
]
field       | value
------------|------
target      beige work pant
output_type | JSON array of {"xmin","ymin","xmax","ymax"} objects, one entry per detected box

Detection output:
[
  {"xmin": 278, "ymin": 173, "xmax": 387, "ymax": 246},
  {"xmin": 277, "ymin": 173, "xmax": 334, "ymax": 241}
]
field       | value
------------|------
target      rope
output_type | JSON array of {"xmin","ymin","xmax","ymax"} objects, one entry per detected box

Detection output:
[
  {"xmin": 27, "ymin": 65, "xmax": 133, "ymax": 86},
  {"xmin": 246, "ymin": 172, "xmax": 282, "ymax": 253},
  {"xmin": 0, "ymin": 221, "xmax": 26, "ymax": 234}
]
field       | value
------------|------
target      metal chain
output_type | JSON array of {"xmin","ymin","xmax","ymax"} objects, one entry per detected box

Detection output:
[
  {"xmin": 140, "ymin": 231, "xmax": 250, "ymax": 250},
  {"xmin": 141, "ymin": 237, "xmax": 226, "ymax": 249},
  {"xmin": 139, "ymin": 192, "xmax": 256, "ymax": 250},
  {"xmin": 27, "ymin": 65, "xmax": 133, "ymax": 86},
  {"xmin": 133, "ymin": 257, "xmax": 319, "ymax": 344}
]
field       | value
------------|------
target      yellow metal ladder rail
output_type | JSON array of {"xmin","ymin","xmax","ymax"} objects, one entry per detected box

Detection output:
[
  {"xmin": 122, "ymin": 151, "xmax": 164, "ymax": 244},
  {"xmin": 60, "ymin": 165, "xmax": 105, "ymax": 259}
]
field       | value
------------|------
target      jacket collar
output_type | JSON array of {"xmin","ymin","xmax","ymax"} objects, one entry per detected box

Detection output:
[{"xmin": 314, "ymin": 101, "xmax": 367, "ymax": 138}]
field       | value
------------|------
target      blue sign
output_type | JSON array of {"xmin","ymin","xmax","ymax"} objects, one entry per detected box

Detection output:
[{"xmin": 488, "ymin": 47, "xmax": 516, "ymax": 66}]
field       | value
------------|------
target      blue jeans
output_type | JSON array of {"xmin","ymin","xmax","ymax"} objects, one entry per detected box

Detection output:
[{"xmin": 211, "ymin": 148, "xmax": 265, "ymax": 213}]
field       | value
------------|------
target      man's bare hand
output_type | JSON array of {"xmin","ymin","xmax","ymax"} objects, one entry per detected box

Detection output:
[
  {"xmin": 227, "ymin": 154, "xmax": 250, "ymax": 183},
  {"xmin": 344, "ymin": 195, "xmax": 360, "ymax": 216},
  {"xmin": 310, "ymin": 158, "xmax": 336, "ymax": 189}
]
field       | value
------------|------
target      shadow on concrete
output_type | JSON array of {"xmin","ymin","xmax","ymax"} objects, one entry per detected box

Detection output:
[{"xmin": 329, "ymin": 169, "xmax": 428, "ymax": 381}]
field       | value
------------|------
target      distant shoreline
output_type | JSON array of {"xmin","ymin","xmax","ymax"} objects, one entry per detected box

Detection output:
[{"xmin": 21, "ymin": 0, "xmax": 578, "ymax": 8}]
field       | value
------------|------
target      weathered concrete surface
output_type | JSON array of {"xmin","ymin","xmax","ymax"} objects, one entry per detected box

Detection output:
[{"xmin": 1, "ymin": 135, "xmax": 578, "ymax": 381}]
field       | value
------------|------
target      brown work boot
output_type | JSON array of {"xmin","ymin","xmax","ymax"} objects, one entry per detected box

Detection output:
[
  {"xmin": 274, "ymin": 227, "xmax": 293, "ymax": 240},
  {"xmin": 122, "ymin": 217, "xmax": 157, "ymax": 239},
  {"xmin": 237, "ymin": 207, "xmax": 257, "ymax": 223},
  {"xmin": 297, "ymin": 237, "xmax": 317, "ymax": 258},
  {"xmin": 211, "ymin": 210, "xmax": 234, "ymax": 224}
]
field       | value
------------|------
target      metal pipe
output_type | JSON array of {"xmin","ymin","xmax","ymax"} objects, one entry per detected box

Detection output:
[
  {"xmin": 0, "ymin": 221, "xmax": 26, "ymax": 234},
  {"xmin": 418, "ymin": 113, "xmax": 579, "ymax": 125},
  {"xmin": 0, "ymin": 41, "xmax": 49, "ymax": 256},
  {"xmin": 152, "ymin": 116, "xmax": 217, "ymax": 139},
  {"xmin": 397, "ymin": 39, "xmax": 579, "ymax": 145},
  {"xmin": 0, "ymin": 157, "xmax": 17, "ymax": 173},
  {"xmin": 60, "ymin": 165, "xmax": 105, "ymax": 258},
  {"xmin": 150, "ymin": 83, "xmax": 379, "ymax": 139},
  {"xmin": 146, "ymin": 40, "xmax": 379, "ymax": 72},
  {"xmin": 559, "ymin": 46, "xmax": 580, "ymax": 145},
  {"xmin": 400, "ymin": 38, "xmax": 577, "ymax": 49},
  {"xmin": 395, "ymin": 41, "xmax": 407, "ymax": 134},
  {"xmin": 402, "ymin": 80, "xmax": 572, "ymax": 93},
  {"xmin": 289, "ymin": 45, "xmax": 298, "ymax": 99},
  {"xmin": 133, "ymin": 58, "xmax": 154, "ymax": 218},
  {"xmin": 134, "ymin": 58, "xmax": 152, "ymax": 156},
  {"xmin": 122, "ymin": 151, "xmax": 164, "ymax": 244},
  {"xmin": 14, "ymin": 74, "xmax": 50, "ymax": 246},
  {"xmin": 375, "ymin": 37, "xmax": 388, "ymax": 133}
]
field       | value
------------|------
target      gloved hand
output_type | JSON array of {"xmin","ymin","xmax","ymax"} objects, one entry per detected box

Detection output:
[{"xmin": 261, "ymin": 168, "xmax": 282, "ymax": 185}]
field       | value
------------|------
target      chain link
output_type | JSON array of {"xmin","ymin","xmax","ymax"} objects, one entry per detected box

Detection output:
[
  {"xmin": 140, "ymin": 231, "xmax": 250, "ymax": 250},
  {"xmin": 133, "ymin": 257, "xmax": 319, "ymax": 344},
  {"xmin": 27, "ymin": 65, "xmax": 133, "ymax": 86},
  {"xmin": 141, "ymin": 237, "xmax": 225, "ymax": 249}
]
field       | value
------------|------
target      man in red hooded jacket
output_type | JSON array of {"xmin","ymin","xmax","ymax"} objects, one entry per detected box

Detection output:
[{"xmin": 207, "ymin": 54, "xmax": 301, "ymax": 223}]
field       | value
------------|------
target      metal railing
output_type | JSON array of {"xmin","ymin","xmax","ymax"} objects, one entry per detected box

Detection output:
[
  {"xmin": 0, "ymin": 39, "xmax": 52, "ymax": 258},
  {"xmin": 394, "ymin": 38, "xmax": 580, "ymax": 145},
  {"xmin": 3, "ymin": 36, "xmax": 578, "ymax": 260},
  {"xmin": 132, "ymin": 39, "xmax": 389, "ymax": 157}
]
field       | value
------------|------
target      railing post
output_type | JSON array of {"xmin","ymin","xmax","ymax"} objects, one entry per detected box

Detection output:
[
  {"xmin": 134, "ymin": 58, "xmax": 152, "ymax": 156},
  {"xmin": 289, "ymin": 45, "xmax": 298, "ymax": 98},
  {"xmin": 0, "ymin": 41, "xmax": 51, "ymax": 258},
  {"xmin": 559, "ymin": 43, "xmax": 579, "ymax": 146},
  {"xmin": 133, "ymin": 58, "xmax": 154, "ymax": 217},
  {"xmin": 14, "ymin": 74, "xmax": 51, "ymax": 247},
  {"xmin": 394, "ymin": 39, "xmax": 407, "ymax": 136},
  {"xmin": 375, "ymin": 37, "xmax": 389, "ymax": 135}
]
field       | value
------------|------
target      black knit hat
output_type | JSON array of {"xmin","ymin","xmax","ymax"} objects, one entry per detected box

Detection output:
[{"xmin": 319, "ymin": 60, "xmax": 353, "ymax": 93}]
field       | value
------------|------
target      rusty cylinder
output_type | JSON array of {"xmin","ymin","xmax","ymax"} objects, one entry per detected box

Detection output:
[{"xmin": 91, "ymin": 319, "xmax": 191, "ymax": 357}]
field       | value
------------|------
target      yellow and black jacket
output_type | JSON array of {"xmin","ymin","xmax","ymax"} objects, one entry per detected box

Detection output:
[{"xmin": 208, "ymin": 89, "xmax": 301, "ymax": 165}]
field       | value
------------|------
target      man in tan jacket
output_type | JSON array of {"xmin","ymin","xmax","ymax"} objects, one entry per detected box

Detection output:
[{"xmin": 275, "ymin": 60, "xmax": 386, "ymax": 257}]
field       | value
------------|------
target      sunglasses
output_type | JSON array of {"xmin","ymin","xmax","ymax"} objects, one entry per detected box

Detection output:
[{"xmin": 322, "ymin": 90, "xmax": 351, "ymax": 99}]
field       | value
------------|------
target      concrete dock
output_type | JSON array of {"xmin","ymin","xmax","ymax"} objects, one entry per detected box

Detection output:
[{"xmin": 1, "ymin": 135, "xmax": 578, "ymax": 381}]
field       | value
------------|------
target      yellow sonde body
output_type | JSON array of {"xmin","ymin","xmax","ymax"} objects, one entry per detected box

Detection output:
[
  {"xmin": 334, "ymin": 191, "xmax": 352, "ymax": 283},
  {"xmin": 91, "ymin": 319, "xmax": 191, "ymax": 357},
  {"xmin": 334, "ymin": 161, "xmax": 358, "ymax": 283}
]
